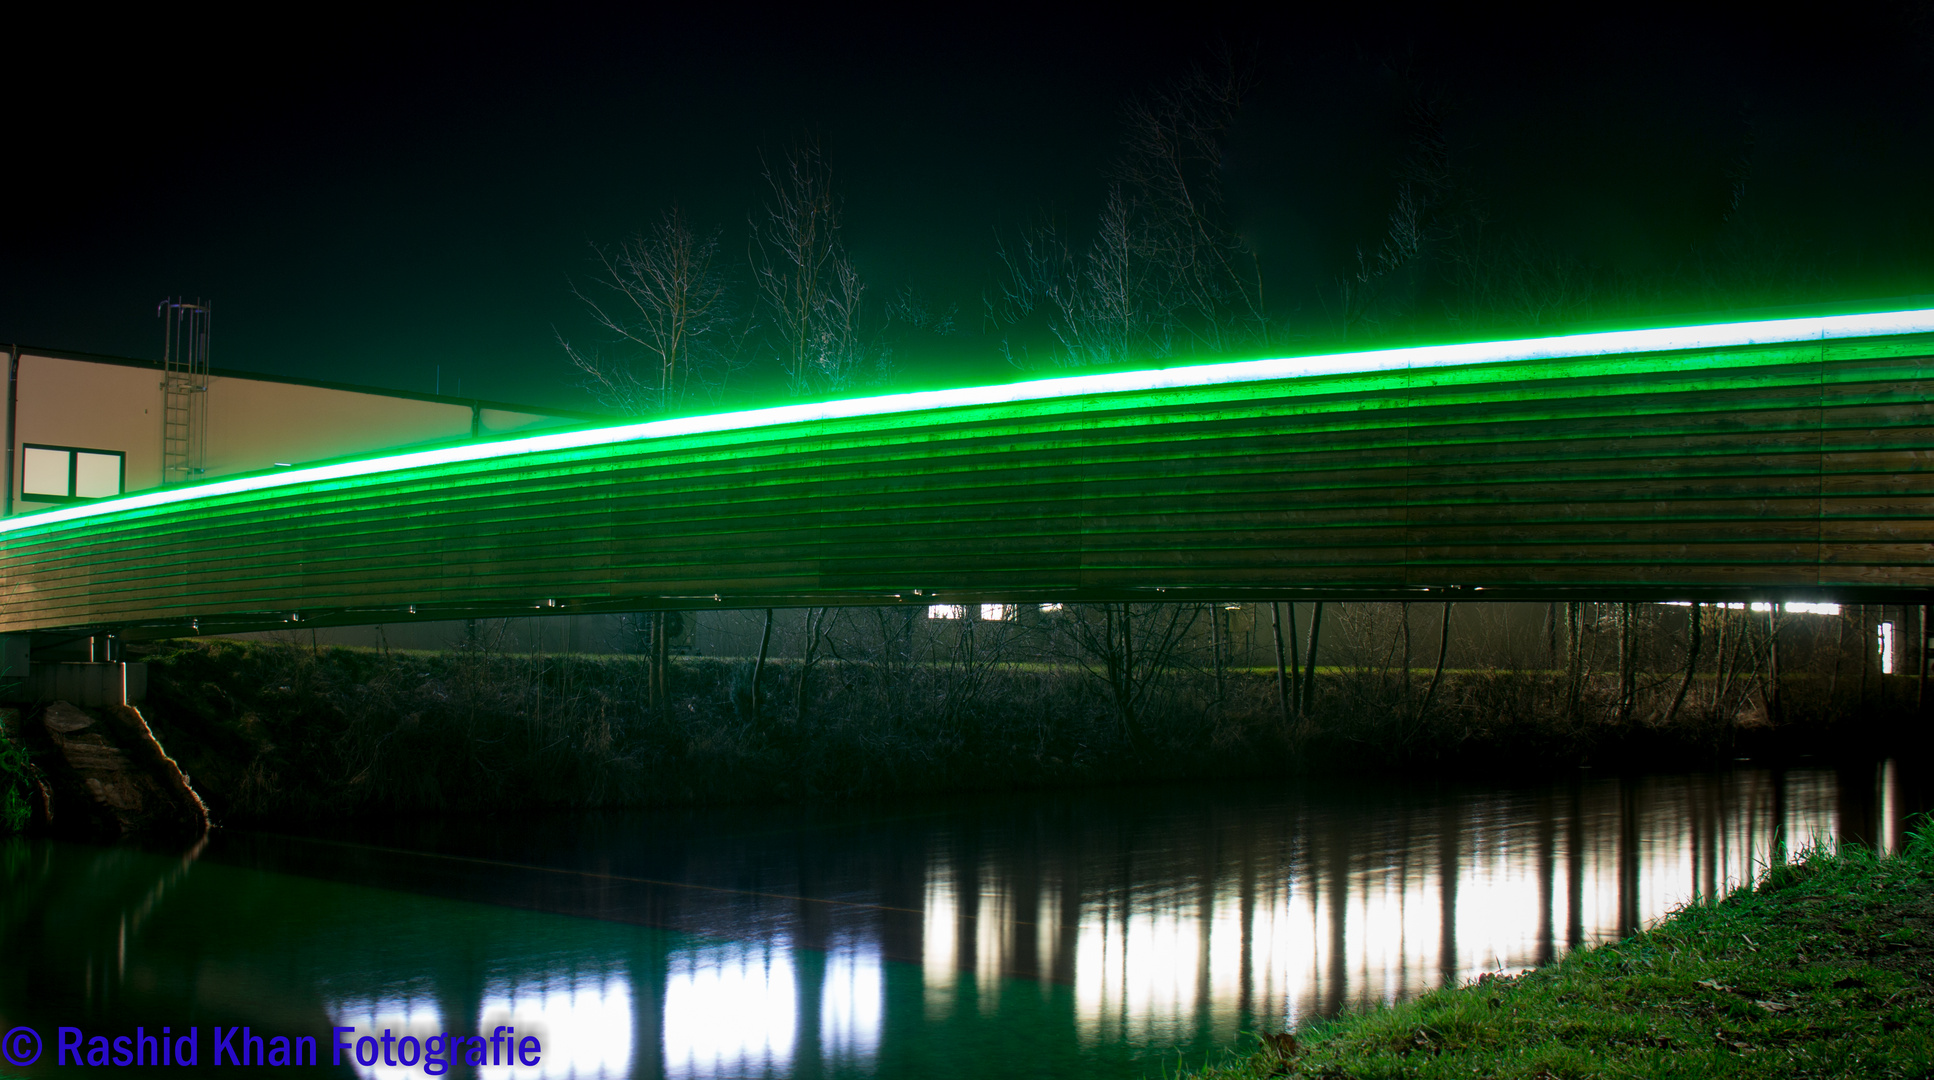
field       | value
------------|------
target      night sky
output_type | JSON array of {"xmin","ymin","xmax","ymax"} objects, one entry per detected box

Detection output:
[{"xmin": 8, "ymin": 9, "xmax": 1931, "ymax": 412}]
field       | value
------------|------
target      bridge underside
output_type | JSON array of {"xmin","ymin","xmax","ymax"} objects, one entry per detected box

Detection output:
[{"xmin": 5, "ymin": 332, "xmax": 1934, "ymax": 639}]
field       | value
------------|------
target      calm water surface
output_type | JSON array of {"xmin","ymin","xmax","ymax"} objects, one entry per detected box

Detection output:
[{"xmin": 1, "ymin": 762, "xmax": 1924, "ymax": 1078}]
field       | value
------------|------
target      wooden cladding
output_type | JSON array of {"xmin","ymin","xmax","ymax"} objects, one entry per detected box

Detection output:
[{"xmin": 3, "ymin": 338, "xmax": 1933, "ymax": 636}]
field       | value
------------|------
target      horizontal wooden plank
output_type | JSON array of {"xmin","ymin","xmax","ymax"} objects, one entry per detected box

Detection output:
[{"xmin": 8, "ymin": 337, "xmax": 1934, "ymax": 631}]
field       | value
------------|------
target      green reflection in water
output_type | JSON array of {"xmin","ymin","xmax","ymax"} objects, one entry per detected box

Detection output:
[
  {"xmin": 0, "ymin": 835, "xmax": 1174, "ymax": 1079},
  {"xmin": 0, "ymin": 765, "xmax": 1918, "ymax": 1079}
]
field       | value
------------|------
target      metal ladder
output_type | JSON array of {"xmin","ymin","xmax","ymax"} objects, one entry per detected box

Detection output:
[{"xmin": 157, "ymin": 299, "xmax": 210, "ymax": 485}]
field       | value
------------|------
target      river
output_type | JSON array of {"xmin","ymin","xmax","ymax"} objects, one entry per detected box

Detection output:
[{"xmin": 0, "ymin": 760, "xmax": 1922, "ymax": 1078}]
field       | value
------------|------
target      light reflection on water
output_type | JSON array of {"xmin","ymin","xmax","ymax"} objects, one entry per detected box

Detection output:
[
  {"xmin": 664, "ymin": 942, "xmax": 794, "ymax": 1079},
  {"xmin": 329, "ymin": 995, "xmax": 443, "ymax": 1080},
  {"xmin": 821, "ymin": 946, "xmax": 884, "ymax": 1069},
  {"xmin": 480, "ymin": 971, "xmax": 633, "ymax": 1080},
  {"xmin": 0, "ymin": 763, "xmax": 1920, "ymax": 1080}
]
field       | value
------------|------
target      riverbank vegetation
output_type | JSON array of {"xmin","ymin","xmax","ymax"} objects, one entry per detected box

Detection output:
[
  {"xmin": 1181, "ymin": 826, "xmax": 1934, "ymax": 1079},
  {"xmin": 53, "ymin": 597, "xmax": 1916, "ymax": 829},
  {"xmin": 0, "ymin": 714, "xmax": 32, "ymax": 835}
]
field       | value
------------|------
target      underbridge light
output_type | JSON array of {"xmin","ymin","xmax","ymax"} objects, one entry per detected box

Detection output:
[
  {"xmin": 5, "ymin": 305, "xmax": 1934, "ymax": 538},
  {"xmin": 1663, "ymin": 601, "xmax": 1842, "ymax": 616},
  {"xmin": 1782, "ymin": 602, "xmax": 1843, "ymax": 616}
]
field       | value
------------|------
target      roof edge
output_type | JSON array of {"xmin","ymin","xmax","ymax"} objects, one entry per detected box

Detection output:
[{"xmin": 0, "ymin": 342, "xmax": 616, "ymax": 421}]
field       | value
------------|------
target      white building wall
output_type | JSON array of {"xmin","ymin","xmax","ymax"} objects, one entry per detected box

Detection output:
[
  {"xmin": 201, "ymin": 374, "xmax": 474, "ymax": 478},
  {"xmin": 6, "ymin": 350, "xmax": 584, "ymax": 515},
  {"xmin": 12, "ymin": 354, "xmax": 166, "ymax": 507}
]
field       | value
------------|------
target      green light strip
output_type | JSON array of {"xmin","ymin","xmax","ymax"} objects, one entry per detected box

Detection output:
[{"xmin": 4, "ymin": 306, "xmax": 1931, "ymax": 539}]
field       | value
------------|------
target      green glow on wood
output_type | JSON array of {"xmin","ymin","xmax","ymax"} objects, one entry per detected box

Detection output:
[{"xmin": 4, "ymin": 305, "xmax": 1932, "ymax": 540}]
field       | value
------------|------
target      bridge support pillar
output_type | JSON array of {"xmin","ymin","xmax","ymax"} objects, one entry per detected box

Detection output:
[
  {"xmin": 0, "ymin": 634, "xmax": 26, "ymax": 687},
  {"xmin": 26, "ymin": 663, "xmax": 141, "ymax": 707}
]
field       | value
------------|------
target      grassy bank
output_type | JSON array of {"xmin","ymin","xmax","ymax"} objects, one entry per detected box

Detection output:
[
  {"xmin": 1184, "ymin": 832, "xmax": 1934, "ymax": 1079},
  {"xmin": 78, "ymin": 634, "xmax": 1914, "ymax": 828}
]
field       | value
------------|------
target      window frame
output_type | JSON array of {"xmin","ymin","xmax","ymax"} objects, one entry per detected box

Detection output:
[{"xmin": 20, "ymin": 443, "xmax": 126, "ymax": 503}]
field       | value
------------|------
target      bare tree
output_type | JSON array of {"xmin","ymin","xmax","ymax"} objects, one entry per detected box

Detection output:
[
  {"xmin": 1332, "ymin": 90, "xmax": 1470, "ymax": 339},
  {"xmin": 750, "ymin": 143, "xmax": 872, "ymax": 396},
  {"xmin": 1336, "ymin": 182, "xmax": 1429, "ymax": 336},
  {"xmin": 1110, "ymin": 56, "xmax": 1266, "ymax": 354},
  {"xmin": 562, "ymin": 206, "xmax": 739, "ymax": 415},
  {"xmin": 1049, "ymin": 602, "xmax": 1204, "ymax": 750},
  {"xmin": 1009, "ymin": 186, "xmax": 1153, "ymax": 368},
  {"xmin": 987, "ymin": 58, "xmax": 1265, "ymax": 369}
]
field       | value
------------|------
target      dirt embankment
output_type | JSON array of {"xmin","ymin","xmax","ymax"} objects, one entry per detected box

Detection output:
[{"xmin": 6, "ymin": 701, "xmax": 208, "ymax": 842}]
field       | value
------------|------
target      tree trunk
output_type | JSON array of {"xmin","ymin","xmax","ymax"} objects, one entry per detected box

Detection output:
[
  {"xmin": 796, "ymin": 607, "xmax": 827, "ymax": 722},
  {"xmin": 1859, "ymin": 604, "xmax": 1870, "ymax": 706},
  {"xmin": 1287, "ymin": 601, "xmax": 1301, "ymax": 712},
  {"xmin": 1302, "ymin": 602, "xmax": 1324, "ymax": 715},
  {"xmin": 653, "ymin": 611, "xmax": 670, "ymax": 720},
  {"xmin": 1616, "ymin": 602, "xmax": 1635, "ymax": 724},
  {"xmin": 1711, "ymin": 606, "xmax": 1728, "ymax": 711},
  {"xmin": 1564, "ymin": 602, "xmax": 1583, "ymax": 718},
  {"xmin": 1402, "ymin": 601, "xmax": 1413, "ymax": 710},
  {"xmin": 1828, "ymin": 606, "xmax": 1846, "ymax": 706},
  {"xmin": 1210, "ymin": 603, "xmax": 1225, "ymax": 705},
  {"xmin": 751, "ymin": 608, "xmax": 773, "ymax": 722},
  {"xmin": 1408, "ymin": 602, "xmax": 1453, "ymax": 743},
  {"xmin": 1664, "ymin": 602, "xmax": 1701, "ymax": 727},
  {"xmin": 1920, "ymin": 604, "xmax": 1929, "ymax": 715},
  {"xmin": 1546, "ymin": 602, "xmax": 1558, "ymax": 668},
  {"xmin": 1119, "ymin": 604, "xmax": 1137, "ymax": 738},
  {"xmin": 1718, "ymin": 606, "xmax": 1748, "ymax": 710},
  {"xmin": 1270, "ymin": 602, "xmax": 1290, "ymax": 725}
]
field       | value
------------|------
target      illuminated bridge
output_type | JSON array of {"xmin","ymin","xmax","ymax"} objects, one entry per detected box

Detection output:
[{"xmin": 5, "ymin": 307, "xmax": 1934, "ymax": 638}]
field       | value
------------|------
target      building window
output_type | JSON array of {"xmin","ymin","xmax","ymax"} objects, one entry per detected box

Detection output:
[
  {"xmin": 926, "ymin": 604, "xmax": 967, "ymax": 620},
  {"xmin": 980, "ymin": 603, "xmax": 1017, "ymax": 622},
  {"xmin": 22, "ymin": 445, "xmax": 124, "ymax": 502},
  {"xmin": 1880, "ymin": 622, "xmax": 1897, "ymax": 675}
]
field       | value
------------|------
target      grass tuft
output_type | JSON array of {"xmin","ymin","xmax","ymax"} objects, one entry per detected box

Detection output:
[{"xmin": 1183, "ymin": 827, "xmax": 1934, "ymax": 1079}]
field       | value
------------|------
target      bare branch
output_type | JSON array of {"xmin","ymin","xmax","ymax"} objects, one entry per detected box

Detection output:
[
  {"xmin": 993, "ymin": 56, "xmax": 1268, "ymax": 370},
  {"xmin": 749, "ymin": 142, "xmax": 873, "ymax": 396},
  {"xmin": 563, "ymin": 206, "xmax": 738, "ymax": 415}
]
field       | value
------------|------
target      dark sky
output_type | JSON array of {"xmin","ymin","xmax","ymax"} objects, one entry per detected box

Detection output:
[{"xmin": 8, "ymin": 8, "xmax": 1931, "ymax": 411}]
